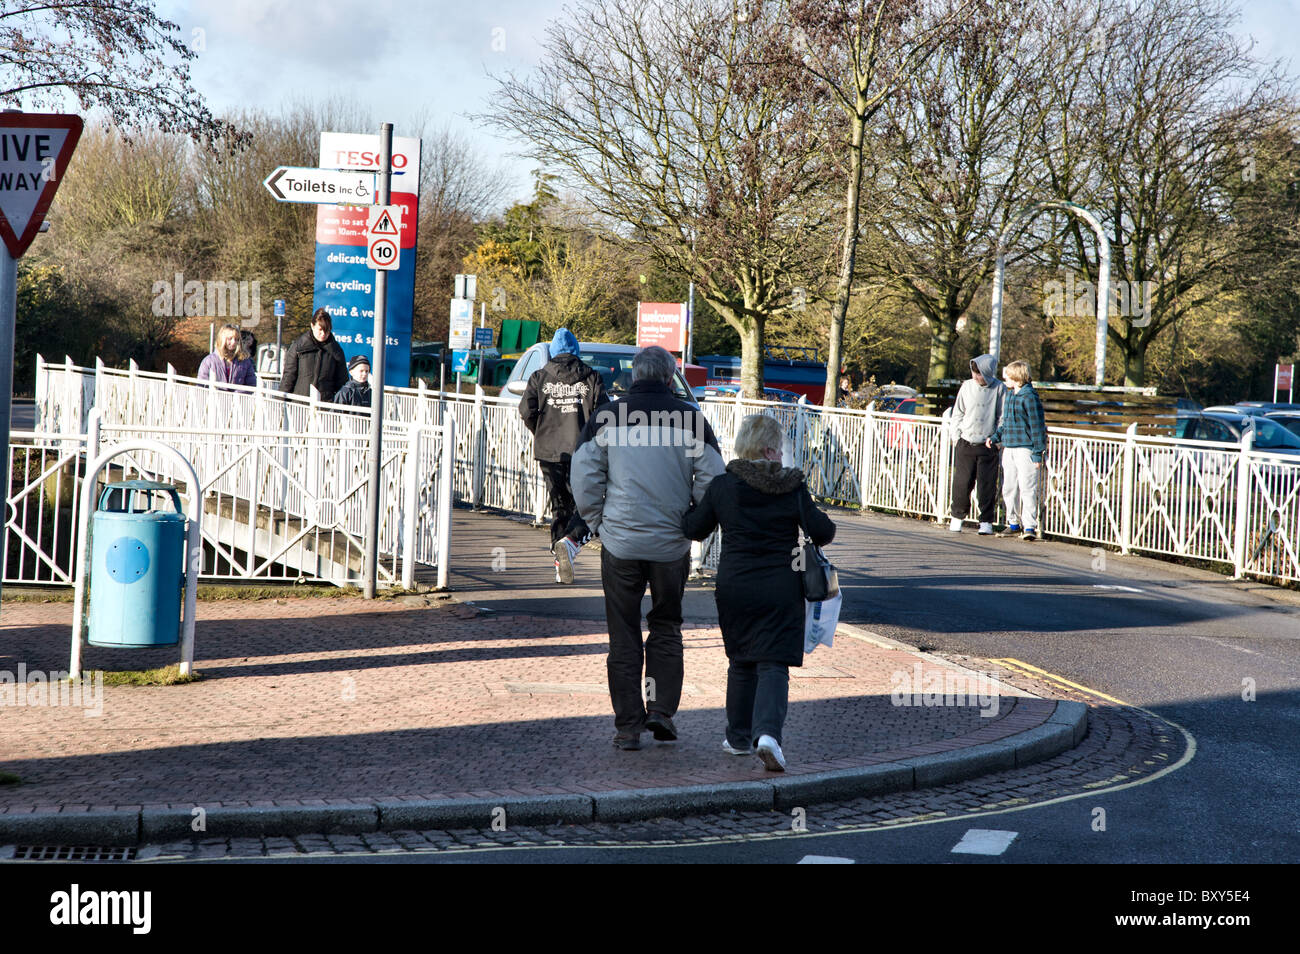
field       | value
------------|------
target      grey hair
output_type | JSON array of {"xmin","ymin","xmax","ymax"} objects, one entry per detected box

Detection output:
[
  {"xmin": 733, "ymin": 414, "xmax": 785, "ymax": 461},
  {"xmin": 632, "ymin": 345, "xmax": 675, "ymax": 384}
]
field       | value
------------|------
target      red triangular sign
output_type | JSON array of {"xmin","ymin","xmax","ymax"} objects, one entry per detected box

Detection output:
[
  {"xmin": 0, "ymin": 113, "xmax": 83, "ymax": 259},
  {"xmin": 371, "ymin": 209, "xmax": 399, "ymax": 235}
]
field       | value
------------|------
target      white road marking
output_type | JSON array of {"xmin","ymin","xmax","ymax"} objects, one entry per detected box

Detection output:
[
  {"xmin": 951, "ymin": 829, "xmax": 1019, "ymax": 855},
  {"xmin": 1092, "ymin": 584, "xmax": 1145, "ymax": 593},
  {"xmin": 797, "ymin": 855, "xmax": 855, "ymax": 864}
]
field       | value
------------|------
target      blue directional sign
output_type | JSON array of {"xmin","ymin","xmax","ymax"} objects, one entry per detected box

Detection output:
[
  {"xmin": 473, "ymin": 327, "xmax": 494, "ymax": 348},
  {"xmin": 451, "ymin": 349, "xmax": 471, "ymax": 374}
]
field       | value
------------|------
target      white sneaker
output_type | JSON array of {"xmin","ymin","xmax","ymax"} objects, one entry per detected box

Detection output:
[
  {"xmin": 553, "ymin": 536, "xmax": 580, "ymax": 584},
  {"xmin": 978, "ymin": 522, "xmax": 994, "ymax": 535},
  {"xmin": 948, "ymin": 517, "xmax": 963, "ymax": 532},
  {"xmin": 755, "ymin": 735, "xmax": 786, "ymax": 772},
  {"xmin": 722, "ymin": 738, "xmax": 752, "ymax": 756}
]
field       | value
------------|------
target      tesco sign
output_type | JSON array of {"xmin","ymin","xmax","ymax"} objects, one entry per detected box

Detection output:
[{"xmin": 319, "ymin": 131, "xmax": 419, "ymax": 174}]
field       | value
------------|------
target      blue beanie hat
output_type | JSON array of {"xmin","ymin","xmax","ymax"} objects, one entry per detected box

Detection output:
[{"xmin": 551, "ymin": 328, "xmax": 580, "ymax": 356}]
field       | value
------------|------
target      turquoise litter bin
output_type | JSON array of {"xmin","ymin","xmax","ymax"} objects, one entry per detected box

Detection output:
[{"xmin": 87, "ymin": 480, "xmax": 187, "ymax": 648}]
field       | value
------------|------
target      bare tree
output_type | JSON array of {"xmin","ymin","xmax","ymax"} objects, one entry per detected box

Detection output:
[
  {"xmin": 484, "ymin": 0, "xmax": 838, "ymax": 396},
  {"xmin": 0, "ymin": 0, "xmax": 245, "ymax": 149},
  {"xmin": 1053, "ymin": 0, "xmax": 1293, "ymax": 387},
  {"xmin": 863, "ymin": 0, "xmax": 1054, "ymax": 384},
  {"xmin": 789, "ymin": 0, "xmax": 974, "ymax": 404}
]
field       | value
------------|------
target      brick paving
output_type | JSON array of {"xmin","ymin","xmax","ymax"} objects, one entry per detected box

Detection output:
[{"xmin": 0, "ymin": 595, "xmax": 1050, "ymax": 812}]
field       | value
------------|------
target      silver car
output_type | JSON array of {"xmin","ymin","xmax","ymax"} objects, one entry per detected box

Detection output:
[{"xmin": 502, "ymin": 341, "xmax": 698, "ymax": 405}]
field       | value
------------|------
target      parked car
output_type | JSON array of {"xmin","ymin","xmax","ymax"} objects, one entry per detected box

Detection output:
[
  {"xmin": 1176, "ymin": 410, "xmax": 1300, "ymax": 455},
  {"xmin": 502, "ymin": 341, "xmax": 698, "ymax": 405},
  {"xmin": 693, "ymin": 383, "xmax": 802, "ymax": 404},
  {"xmin": 869, "ymin": 385, "xmax": 919, "ymax": 415},
  {"xmin": 1264, "ymin": 411, "xmax": 1300, "ymax": 439}
]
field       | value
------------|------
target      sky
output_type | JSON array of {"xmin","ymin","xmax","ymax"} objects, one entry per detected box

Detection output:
[
  {"xmin": 156, "ymin": 0, "xmax": 1300, "ymax": 216},
  {"xmin": 159, "ymin": 0, "xmax": 561, "ymax": 208}
]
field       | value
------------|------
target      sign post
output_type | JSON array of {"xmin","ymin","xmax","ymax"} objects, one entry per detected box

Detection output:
[
  {"xmin": 362, "ymin": 124, "xmax": 394, "ymax": 600},
  {"xmin": 0, "ymin": 111, "xmax": 83, "ymax": 611},
  {"xmin": 273, "ymin": 299, "xmax": 286, "ymax": 372},
  {"xmin": 1276, "ymin": 364, "xmax": 1294, "ymax": 403}
]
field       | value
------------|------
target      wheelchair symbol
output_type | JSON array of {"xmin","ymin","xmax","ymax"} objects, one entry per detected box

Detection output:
[{"xmin": 354, "ymin": 178, "xmax": 370, "ymax": 198}]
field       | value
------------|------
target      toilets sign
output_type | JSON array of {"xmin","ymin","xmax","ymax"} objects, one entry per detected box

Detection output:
[{"xmin": 0, "ymin": 113, "xmax": 83, "ymax": 258}]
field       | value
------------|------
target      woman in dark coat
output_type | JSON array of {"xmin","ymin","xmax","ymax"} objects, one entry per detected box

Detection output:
[
  {"xmin": 281, "ymin": 308, "xmax": 348, "ymax": 402},
  {"xmin": 684, "ymin": 413, "xmax": 835, "ymax": 771}
]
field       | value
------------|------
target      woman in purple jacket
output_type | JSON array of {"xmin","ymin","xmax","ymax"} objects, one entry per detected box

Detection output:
[{"xmin": 197, "ymin": 323, "xmax": 257, "ymax": 388}]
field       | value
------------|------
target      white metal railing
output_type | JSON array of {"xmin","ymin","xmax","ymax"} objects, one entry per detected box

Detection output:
[
  {"xmin": 23, "ymin": 357, "xmax": 1300, "ymax": 587},
  {"xmin": 11, "ymin": 358, "xmax": 456, "ymax": 588}
]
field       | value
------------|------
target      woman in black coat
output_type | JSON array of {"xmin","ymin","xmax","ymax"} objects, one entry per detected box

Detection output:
[{"xmin": 683, "ymin": 414, "xmax": 835, "ymax": 771}]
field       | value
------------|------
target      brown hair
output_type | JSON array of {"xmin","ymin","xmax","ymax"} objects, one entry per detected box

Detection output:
[{"xmin": 311, "ymin": 307, "xmax": 332, "ymax": 330}]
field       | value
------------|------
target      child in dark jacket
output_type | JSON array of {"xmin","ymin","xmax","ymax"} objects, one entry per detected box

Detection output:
[
  {"xmin": 334, "ymin": 354, "xmax": 372, "ymax": 407},
  {"xmin": 986, "ymin": 360, "xmax": 1046, "ymax": 540}
]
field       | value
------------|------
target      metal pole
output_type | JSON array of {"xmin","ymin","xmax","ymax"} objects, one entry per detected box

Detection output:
[
  {"xmin": 686, "ymin": 281, "xmax": 695, "ymax": 365},
  {"xmin": 0, "ymin": 248, "xmax": 17, "ymax": 610},
  {"xmin": 363, "ymin": 122, "xmax": 393, "ymax": 599},
  {"xmin": 276, "ymin": 312, "xmax": 283, "ymax": 373},
  {"xmin": 989, "ymin": 252, "xmax": 1005, "ymax": 366},
  {"xmin": 1095, "ymin": 236, "xmax": 1111, "ymax": 388}
]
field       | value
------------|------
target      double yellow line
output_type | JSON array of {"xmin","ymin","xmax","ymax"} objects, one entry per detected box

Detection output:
[{"xmin": 990, "ymin": 657, "xmax": 1131, "ymax": 706}]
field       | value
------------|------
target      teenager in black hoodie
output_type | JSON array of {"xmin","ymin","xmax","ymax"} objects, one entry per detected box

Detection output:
[{"xmin": 521, "ymin": 328, "xmax": 609, "ymax": 582}]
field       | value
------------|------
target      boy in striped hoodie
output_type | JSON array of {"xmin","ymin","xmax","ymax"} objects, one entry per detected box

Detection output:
[{"xmin": 986, "ymin": 361, "xmax": 1046, "ymax": 541}]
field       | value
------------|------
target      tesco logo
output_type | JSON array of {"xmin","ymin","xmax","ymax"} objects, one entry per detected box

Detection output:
[{"xmin": 326, "ymin": 150, "xmax": 410, "ymax": 171}]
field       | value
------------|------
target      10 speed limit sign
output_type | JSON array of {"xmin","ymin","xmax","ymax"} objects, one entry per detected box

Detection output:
[{"xmin": 366, "ymin": 205, "xmax": 402, "ymax": 271}]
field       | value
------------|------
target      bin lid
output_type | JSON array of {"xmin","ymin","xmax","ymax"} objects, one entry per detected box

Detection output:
[
  {"xmin": 98, "ymin": 480, "xmax": 184, "ymax": 515},
  {"xmin": 105, "ymin": 479, "xmax": 178, "ymax": 492}
]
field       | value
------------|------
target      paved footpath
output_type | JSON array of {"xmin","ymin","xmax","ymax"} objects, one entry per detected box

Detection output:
[{"xmin": 0, "ymin": 567, "xmax": 1084, "ymax": 845}]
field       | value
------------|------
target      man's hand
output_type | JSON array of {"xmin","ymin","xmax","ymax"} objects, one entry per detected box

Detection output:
[{"xmin": 984, "ymin": 438, "xmax": 994, "ymax": 449}]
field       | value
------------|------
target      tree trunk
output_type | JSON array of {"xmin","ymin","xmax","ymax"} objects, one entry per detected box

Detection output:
[
  {"xmin": 926, "ymin": 312, "xmax": 957, "ymax": 386},
  {"xmin": 823, "ymin": 101, "xmax": 867, "ymax": 408},
  {"xmin": 739, "ymin": 317, "xmax": 765, "ymax": 398},
  {"xmin": 1123, "ymin": 339, "xmax": 1146, "ymax": 388}
]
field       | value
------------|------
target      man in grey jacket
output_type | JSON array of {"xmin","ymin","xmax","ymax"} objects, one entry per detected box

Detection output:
[
  {"xmin": 949, "ymin": 354, "xmax": 1007, "ymax": 534},
  {"xmin": 571, "ymin": 346, "xmax": 725, "ymax": 751}
]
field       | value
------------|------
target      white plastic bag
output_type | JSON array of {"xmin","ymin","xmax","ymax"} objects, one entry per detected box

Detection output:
[{"xmin": 804, "ymin": 592, "xmax": 842, "ymax": 654}]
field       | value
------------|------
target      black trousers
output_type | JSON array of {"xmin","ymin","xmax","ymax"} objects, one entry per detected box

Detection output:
[
  {"xmin": 600, "ymin": 548, "xmax": 689, "ymax": 734},
  {"xmin": 726, "ymin": 661, "xmax": 790, "ymax": 748},
  {"xmin": 951, "ymin": 438, "xmax": 1000, "ymax": 523},
  {"xmin": 537, "ymin": 460, "xmax": 591, "ymax": 547}
]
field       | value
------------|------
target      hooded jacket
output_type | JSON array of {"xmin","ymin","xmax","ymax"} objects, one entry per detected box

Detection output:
[
  {"xmin": 950, "ymin": 353, "xmax": 1006, "ymax": 444},
  {"xmin": 683, "ymin": 459, "xmax": 836, "ymax": 666},
  {"xmin": 571, "ymin": 379, "xmax": 725, "ymax": 562},
  {"xmin": 521, "ymin": 351, "xmax": 609, "ymax": 463}
]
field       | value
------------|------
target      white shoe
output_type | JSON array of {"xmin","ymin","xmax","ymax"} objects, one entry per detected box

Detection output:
[
  {"xmin": 755, "ymin": 735, "xmax": 786, "ymax": 772},
  {"xmin": 948, "ymin": 517, "xmax": 963, "ymax": 532},
  {"xmin": 978, "ymin": 522, "xmax": 994, "ymax": 535},
  {"xmin": 553, "ymin": 537, "xmax": 580, "ymax": 584},
  {"xmin": 722, "ymin": 738, "xmax": 752, "ymax": 756}
]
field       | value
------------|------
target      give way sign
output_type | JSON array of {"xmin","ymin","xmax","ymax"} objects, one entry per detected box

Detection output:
[{"xmin": 0, "ymin": 113, "xmax": 83, "ymax": 258}]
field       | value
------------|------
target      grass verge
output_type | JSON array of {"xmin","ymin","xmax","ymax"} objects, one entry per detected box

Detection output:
[{"xmin": 98, "ymin": 665, "xmax": 202, "ymax": 687}]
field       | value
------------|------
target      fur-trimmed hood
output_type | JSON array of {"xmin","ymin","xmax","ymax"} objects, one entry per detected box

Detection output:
[{"xmin": 726, "ymin": 458, "xmax": 805, "ymax": 494}]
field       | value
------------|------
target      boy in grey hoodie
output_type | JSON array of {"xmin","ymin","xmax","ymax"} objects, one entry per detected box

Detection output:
[{"xmin": 948, "ymin": 354, "xmax": 1006, "ymax": 534}]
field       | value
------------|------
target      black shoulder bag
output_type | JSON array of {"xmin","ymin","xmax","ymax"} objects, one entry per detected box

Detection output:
[{"xmin": 798, "ymin": 491, "xmax": 839, "ymax": 602}]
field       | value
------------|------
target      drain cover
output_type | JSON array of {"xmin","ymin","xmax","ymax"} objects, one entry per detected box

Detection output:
[{"xmin": 13, "ymin": 845, "xmax": 137, "ymax": 861}]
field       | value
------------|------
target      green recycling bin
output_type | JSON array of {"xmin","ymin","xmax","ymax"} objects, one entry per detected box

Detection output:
[{"xmin": 87, "ymin": 480, "xmax": 186, "ymax": 648}]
